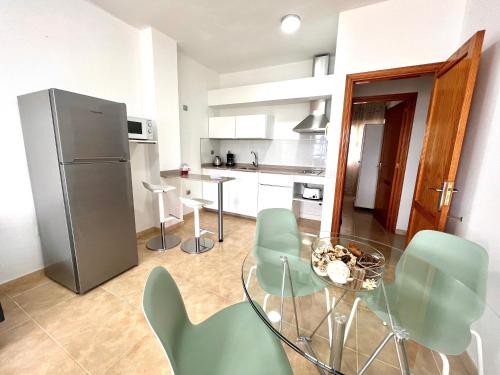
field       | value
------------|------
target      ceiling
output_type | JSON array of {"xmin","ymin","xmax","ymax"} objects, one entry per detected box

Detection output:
[{"xmin": 88, "ymin": 0, "xmax": 385, "ymax": 73}]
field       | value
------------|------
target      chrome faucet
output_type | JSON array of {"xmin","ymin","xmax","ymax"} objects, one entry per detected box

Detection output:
[{"xmin": 251, "ymin": 151, "xmax": 258, "ymax": 168}]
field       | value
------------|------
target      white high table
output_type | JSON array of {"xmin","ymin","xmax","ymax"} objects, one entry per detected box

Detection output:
[{"xmin": 160, "ymin": 171, "xmax": 235, "ymax": 242}]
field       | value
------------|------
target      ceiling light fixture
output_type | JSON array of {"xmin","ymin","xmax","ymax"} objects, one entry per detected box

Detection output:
[{"xmin": 281, "ymin": 14, "xmax": 301, "ymax": 34}]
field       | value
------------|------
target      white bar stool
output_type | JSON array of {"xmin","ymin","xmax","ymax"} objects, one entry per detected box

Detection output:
[
  {"xmin": 143, "ymin": 182, "xmax": 181, "ymax": 251},
  {"xmin": 179, "ymin": 197, "xmax": 214, "ymax": 254}
]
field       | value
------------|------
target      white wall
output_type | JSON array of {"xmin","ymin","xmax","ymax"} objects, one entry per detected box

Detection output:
[
  {"xmin": 447, "ymin": 0, "xmax": 500, "ymax": 371},
  {"xmin": 320, "ymin": 0, "xmax": 467, "ymax": 234},
  {"xmin": 353, "ymin": 76, "xmax": 434, "ymax": 231},
  {"xmin": 176, "ymin": 52, "xmax": 219, "ymax": 209},
  {"xmin": 141, "ymin": 28, "xmax": 181, "ymax": 172},
  {"xmin": 128, "ymin": 143, "xmax": 159, "ymax": 232},
  {"xmin": 218, "ymin": 59, "xmax": 314, "ymax": 88},
  {"xmin": 0, "ymin": 2, "xmax": 182, "ymax": 283},
  {"xmin": 0, "ymin": 0, "xmax": 145, "ymax": 283},
  {"xmin": 178, "ymin": 52, "xmax": 219, "ymax": 173}
]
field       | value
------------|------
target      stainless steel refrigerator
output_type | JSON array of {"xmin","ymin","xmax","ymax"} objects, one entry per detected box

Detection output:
[{"xmin": 18, "ymin": 89, "xmax": 138, "ymax": 293}]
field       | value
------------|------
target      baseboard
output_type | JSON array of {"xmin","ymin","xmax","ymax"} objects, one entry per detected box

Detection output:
[
  {"xmin": 136, "ymin": 227, "xmax": 157, "ymax": 239},
  {"xmin": 395, "ymin": 229, "xmax": 407, "ymax": 235},
  {"xmin": 0, "ymin": 268, "xmax": 46, "ymax": 289}
]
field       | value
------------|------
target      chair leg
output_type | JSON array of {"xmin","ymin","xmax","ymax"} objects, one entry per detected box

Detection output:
[
  {"xmin": 344, "ymin": 297, "xmax": 360, "ymax": 345},
  {"xmin": 242, "ymin": 265, "xmax": 256, "ymax": 301},
  {"xmin": 263, "ymin": 293, "xmax": 271, "ymax": 312},
  {"xmin": 438, "ymin": 352, "xmax": 450, "ymax": 375},
  {"xmin": 324, "ymin": 288, "xmax": 333, "ymax": 345},
  {"xmin": 470, "ymin": 329, "xmax": 484, "ymax": 375}
]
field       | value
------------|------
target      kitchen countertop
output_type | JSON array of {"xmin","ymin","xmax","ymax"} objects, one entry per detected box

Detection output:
[
  {"xmin": 200, "ymin": 163, "xmax": 326, "ymax": 177},
  {"xmin": 160, "ymin": 170, "xmax": 234, "ymax": 183}
]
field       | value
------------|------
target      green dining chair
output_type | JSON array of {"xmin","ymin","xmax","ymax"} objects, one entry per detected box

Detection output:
[
  {"xmin": 345, "ymin": 230, "xmax": 487, "ymax": 375},
  {"xmin": 143, "ymin": 266, "xmax": 294, "ymax": 375},
  {"xmin": 243, "ymin": 208, "xmax": 333, "ymax": 343}
]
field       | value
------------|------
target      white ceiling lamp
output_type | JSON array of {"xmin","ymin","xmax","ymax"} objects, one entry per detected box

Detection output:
[{"xmin": 280, "ymin": 14, "xmax": 301, "ymax": 34}]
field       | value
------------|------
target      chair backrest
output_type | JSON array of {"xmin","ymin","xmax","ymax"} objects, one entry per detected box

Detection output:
[
  {"xmin": 142, "ymin": 267, "xmax": 191, "ymax": 373},
  {"xmin": 392, "ymin": 230, "xmax": 488, "ymax": 354},
  {"xmin": 253, "ymin": 208, "xmax": 311, "ymax": 296},
  {"xmin": 403, "ymin": 230, "xmax": 488, "ymax": 299},
  {"xmin": 254, "ymin": 208, "xmax": 301, "ymax": 255}
]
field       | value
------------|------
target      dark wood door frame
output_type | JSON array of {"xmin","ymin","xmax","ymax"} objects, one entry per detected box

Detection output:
[{"xmin": 331, "ymin": 62, "xmax": 444, "ymax": 235}]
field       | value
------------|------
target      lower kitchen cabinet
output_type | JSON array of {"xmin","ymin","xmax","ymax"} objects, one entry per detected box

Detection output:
[
  {"xmin": 226, "ymin": 171, "xmax": 258, "ymax": 216},
  {"xmin": 257, "ymin": 173, "xmax": 294, "ymax": 212},
  {"xmin": 202, "ymin": 169, "xmax": 298, "ymax": 217},
  {"xmin": 257, "ymin": 184, "xmax": 293, "ymax": 212},
  {"xmin": 202, "ymin": 169, "xmax": 258, "ymax": 217}
]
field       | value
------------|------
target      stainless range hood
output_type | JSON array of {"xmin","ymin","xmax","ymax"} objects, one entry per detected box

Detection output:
[{"xmin": 293, "ymin": 54, "xmax": 330, "ymax": 134}]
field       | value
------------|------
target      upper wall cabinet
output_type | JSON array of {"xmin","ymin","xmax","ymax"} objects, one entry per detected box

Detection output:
[
  {"xmin": 208, "ymin": 116, "xmax": 235, "ymax": 138},
  {"xmin": 235, "ymin": 115, "xmax": 272, "ymax": 139},
  {"xmin": 209, "ymin": 115, "xmax": 272, "ymax": 139}
]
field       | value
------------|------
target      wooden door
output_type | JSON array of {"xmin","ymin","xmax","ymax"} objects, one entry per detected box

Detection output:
[
  {"xmin": 407, "ymin": 31, "xmax": 484, "ymax": 241},
  {"xmin": 374, "ymin": 101, "xmax": 405, "ymax": 227}
]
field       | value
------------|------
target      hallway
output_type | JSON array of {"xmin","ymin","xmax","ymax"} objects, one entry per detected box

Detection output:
[{"xmin": 340, "ymin": 195, "xmax": 406, "ymax": 249}]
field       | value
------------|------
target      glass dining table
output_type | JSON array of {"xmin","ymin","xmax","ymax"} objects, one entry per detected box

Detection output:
[{"xmin": 241, "ymin": 232, "xmax": 498, "ymax": 375}]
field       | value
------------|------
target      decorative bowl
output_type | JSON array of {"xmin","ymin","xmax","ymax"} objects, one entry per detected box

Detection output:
[{"xmin": 311, "ymin": 237, "xmax": 385, "ymax": 291}]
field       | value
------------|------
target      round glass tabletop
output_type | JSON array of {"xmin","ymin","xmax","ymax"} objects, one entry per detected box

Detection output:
[{"xmin": 241, "ymin": 232, "xmax": 497, "ymax": 375}]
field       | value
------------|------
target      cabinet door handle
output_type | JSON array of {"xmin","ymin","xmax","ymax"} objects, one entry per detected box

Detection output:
[{"xmin": 259, "ymin": 183, "xmax": 291, "ymax": 188}]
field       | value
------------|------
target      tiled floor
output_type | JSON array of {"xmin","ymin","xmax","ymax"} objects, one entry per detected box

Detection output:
[
  {"xmin": 341, "ymin": 195, "xmax": 406, "ymax": 249},
  {"xmin": 0, "ymin": 211, "xmax": 475, "ymax": 374}
]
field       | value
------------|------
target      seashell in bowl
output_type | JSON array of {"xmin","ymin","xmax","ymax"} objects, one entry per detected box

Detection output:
[{"xmin": 327, "ymin": 260, "xmax": 350, "ymax": 284}]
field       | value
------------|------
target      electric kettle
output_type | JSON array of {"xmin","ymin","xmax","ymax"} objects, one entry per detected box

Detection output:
[{"xmin": 213, "ymin": 155, "xmax": 222, "ymax": 166}]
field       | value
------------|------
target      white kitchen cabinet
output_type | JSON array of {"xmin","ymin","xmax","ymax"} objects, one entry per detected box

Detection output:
[
  {"xmin": 226, "ymin": 170, "xmax": 258, "ymax": 217},
  {"xmin": 258, "ymin": 184, "xmax": 293, "ymax": 212},
  {"xmin": 208, "ymin": 116, "xmax": 235, "ymax": 138},
  {"xmin": 257, "ymin": 173, "xmax": 294, "ymax": 212},
  {"xmin": 235, "ymin": 114, "xmax": 272, "ymax": 139},
  {"xmin": 208, "ymin": 114, "xmax": 272, "ymax": 139}
]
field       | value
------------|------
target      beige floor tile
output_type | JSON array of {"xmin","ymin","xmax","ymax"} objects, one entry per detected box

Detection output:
[
  {"xmin": 35, "ymin": 287, "xmax": 148, "ymax": 374},
  {"xmin": 100, "ymin": 258, "xmax": 164, "ymax": 310},
  {"xmin": 0, "ymin": 269, "xmax": 49, "ymax": 298},
  {"xmin": 0, "ymin": 293, "xmax": 30, "ymax": 334},
  {"xmin": 0, "ymin": 320, "xmax": 85, "ymax": 374},
  {"xmin": 105, "ymin": 333, "xmax": 171, "ymax": 375},
  {"xmin": 1, "ymin": 211, "xmax": 475, "ymax": 375},
  {"xmin": 358, "ymin": 353, "xmax": 402, "ymax": 375},
  {"xmin": 175, "ymin": 278, "xmax": 231, "ymax": 324},
  {"xmin": 12, "ymin": 280, "xmax": 76, "ymax": 320}
]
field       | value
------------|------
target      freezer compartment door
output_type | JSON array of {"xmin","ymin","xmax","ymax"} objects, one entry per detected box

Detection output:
[
  {"xmin": 50, "ymin": 89, "xmax": 129, "ymax": 163},
  {"xmin": 61, "ymin": 162, "xmax": 138, "ymax": 293}
]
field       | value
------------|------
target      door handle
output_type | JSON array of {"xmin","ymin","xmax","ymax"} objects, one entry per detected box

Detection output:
[{"xmin": 429, "ymin": 182, "xmax": 458, "ymax": 211}]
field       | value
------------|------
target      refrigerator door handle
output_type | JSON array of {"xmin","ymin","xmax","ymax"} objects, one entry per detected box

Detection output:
[{"xmin": 66, "ymin": 157, "xmax": 128, "ymax": 164}]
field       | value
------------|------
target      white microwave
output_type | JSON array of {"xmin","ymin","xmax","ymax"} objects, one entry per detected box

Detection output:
[{"xmin": 127, "ymin": 116, "xmax": 154, "ymax": 140}]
